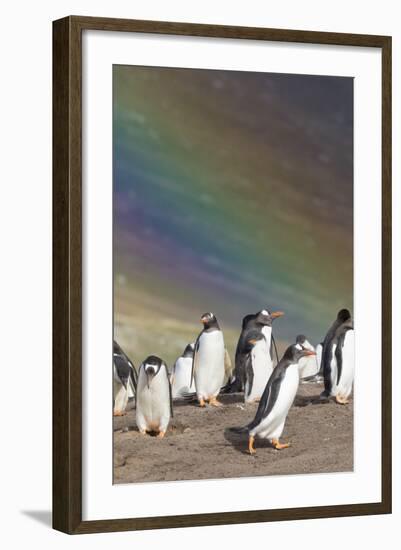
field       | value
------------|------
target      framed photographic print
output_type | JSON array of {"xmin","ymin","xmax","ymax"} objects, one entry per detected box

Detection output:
[{"xmin": 53, "ymin": 16, "xmax": 392, "ymax": 534}]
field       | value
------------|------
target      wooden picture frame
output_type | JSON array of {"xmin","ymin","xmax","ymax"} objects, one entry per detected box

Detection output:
[{"xmin": 53, "ymin": 15, "xmax": 392, "ymax": 534}]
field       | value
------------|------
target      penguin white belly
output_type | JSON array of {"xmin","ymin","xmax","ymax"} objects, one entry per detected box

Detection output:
[
  {"xmin": 114, "ymin": 379, "xmax": 129, "ymax": 414},
  {"xmin": 299, "ymin": 355, "xmax": 319, "ymax": 378},
  {"xmin": 136, "ymin": 372, "xmax": 171, "ymax": 433},
  {"xmin": 316, "ymin": 344, "xmax": 322, "ymax": 371},
  {"xmin": 251, "ymin": 364, "xmax": 299, "ymax": 440},
  {"xmin": 113, "ymin": 365, "xmax": 129, "ymax": 413},
  {"xmin": 329, "ymin": 344, "xmax": 338, "ymax": 396},
  {"xmin": 195, "ymin": 331, "xmax": 225, "ymax": 400},
  {"xmin": 245, "ymin": 340, "xmax": 272, "ymax": 403},
  {"xmin": 172, "ymin": 357, "xmax": 195, "ymax": 398},
  {"xmin": 337, "ymin": 330, "xmax": 355, "ymax": 399},
  {"xmin": 261, "ymin": 326, "xmax": 273, "ymax": 360}
]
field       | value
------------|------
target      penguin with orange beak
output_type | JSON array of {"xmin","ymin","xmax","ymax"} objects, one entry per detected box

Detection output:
[
  {"xmin": 231, "ymin": 309, "xmax": 284, "ymax": 392},
  {"xmin": 229, "ymin": 343, "xmax": 316, "ymax": 454}
]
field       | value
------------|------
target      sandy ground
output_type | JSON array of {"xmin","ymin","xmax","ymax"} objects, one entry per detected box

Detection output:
[{"xmin": 113, "ymin": 381, "xmax": 353, "ymax": 484}]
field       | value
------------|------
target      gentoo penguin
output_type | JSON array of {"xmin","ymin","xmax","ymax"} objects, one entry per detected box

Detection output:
[
  {"xmin": 191, "ymin": 312, "xmax": 225, "ymax": 407},
  {"xmin": 113, "ymin": 340, "xmax": 137, "ymax": 416},
  {"xmin": 230, "ymin": 343, "xmax": 316, "ymax": 454},
  {"xmin": 171, "ymin": 343, "xmax": 195, "ymax": 399},
  {"xmin": 296, "ymin": 335, "xmax": 319, "ymax": 380},
  {"xmin": 136, "ymin": 355, "xmax": 173, "ymax": 437},
  {"xmin": 321, "ymin": 309, "xmax": 354, "ymax": 403},
  {"xmin": 333, "ymin": 323, "xmax": 355, "ymax": 403},
  {"xmin": 243, "ymin": 331, "xmax": 273, "ymax": 403},
  {"xmin": 232, "ymin": 309, "xmax": 284, "ymax": 391}
]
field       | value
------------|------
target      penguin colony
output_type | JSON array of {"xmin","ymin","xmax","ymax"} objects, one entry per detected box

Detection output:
[{"xmin": 113, "ymin": 308, "xmax": 354, "ymax": 452}]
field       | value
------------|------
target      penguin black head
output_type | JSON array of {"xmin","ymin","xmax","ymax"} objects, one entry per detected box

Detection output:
[
  {"xmin": 295, "ymin": 334, "xmax": 315, "ymax": 351},
  {"xmin": 337, "ymin": 309, "xmax": 351, "ymax": 323},
  {"xmin": 283, "ymin": 343, "xmax": 316, "ymax": 364},
  {"xmin": 142, "ymin": 355, "xmax": 164, "ymax": 388},
  {"xmin": 244, "ymin": 331, "xmax": 265, "ymax": 353},
  {"xmin": 200, "ymin": 312, "xmax": 219, "ymax": 330},
  {"xmin": 256, "ymin": 309, "xmax": 284, "ymax": 326},
  {"xmin": 182, "ymin": 343, "xmax": 195, "ymax": 358}
]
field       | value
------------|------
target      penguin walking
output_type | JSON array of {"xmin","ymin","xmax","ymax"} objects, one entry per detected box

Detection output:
[
  {"xmin": 136, "ymin": 355, "xmax": 173, "ymax": 437},
  {"xmin": 243, "ymin": 331, "xmax": 273, "ymax": 403},
  {"xmin": 320, "ymin": 309, "xmax": 354, "ymax": 404},
  {"xmin": 232, "ymin": 309, "xmax": 284, "ymax": 391},
  {"xmin": 171, "ymin": 343, "xmax": 195, "ymax": 399},
  {"xmin": 229, "ymin": 343, "xmax": 316, "ymax": 454},
  {"xmin": 113, "ymin": 340, "xmax": 137, "ymax": 416},
  {"xmin": 296, "ymin": 335, "xmax": 320, "ymax": 380},
  {"xmin": 191, "ymin": 312, "xmax": 225, "ymax": 407}
]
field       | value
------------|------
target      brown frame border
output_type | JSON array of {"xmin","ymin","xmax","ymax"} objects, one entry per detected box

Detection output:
[{"xmin": 53, "ymin": 15, "xmax": 392, "ymax": 534}]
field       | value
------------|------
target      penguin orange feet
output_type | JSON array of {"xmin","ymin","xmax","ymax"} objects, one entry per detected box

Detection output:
[
  {"xmin": 272, "ymin": 439, "xmax": 291, "ymax": 450},
  {"xmin": 248, "ymin": 435, "xmax": 256, "ymax": 455},
  {"xmin": 199, "ymin": 398, "xmax": 206, "ymax": 407},
  {"xmin": 209, "ymin": 396, "xmax": 223, "ymax": 407},
  {"xmin": 335, "ymin": 394, "xmax": 349, "ymax": 405},
  {"xmin": 157, "ymin": 431, "xmax": 166, "ymax": 439},
  {"xmin": 113, "ymin": 410, "xmax": 126, "ymax": 417}
]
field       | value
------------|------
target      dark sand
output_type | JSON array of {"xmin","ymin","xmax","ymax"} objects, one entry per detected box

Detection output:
[{"xmin": 113, "ymin": 382, "xmax": 353, "ymax": 484}]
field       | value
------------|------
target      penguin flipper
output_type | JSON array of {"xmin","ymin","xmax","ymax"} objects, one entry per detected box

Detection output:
[
  {"xmin": 114, "ymin": 356, "xmax": 130, "ymax": 389},
  {"xmin": 244, "ymin": 353, "xmax": 254, "ymax": 400},
  {"xmin": 190, "ymin": 334, "xmax": 201, "ymax": 387},
  {"xmin": 248, "ymin": 370, "xmax": 284, "ymax": 431},
  {"xmin": 271, "ymin": 333, "xmax": 280, "ymax": 365},
  {"xmin": 129, "ymin": 364, "xmax": 137, "ymax": 393}
]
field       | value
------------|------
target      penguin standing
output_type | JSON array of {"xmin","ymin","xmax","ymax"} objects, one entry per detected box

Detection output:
[
  {"xmin": 334, "ymin": 323, "xmax": 355, "ymax": 404},
  {"xmin": 296, "ymin": 335, "xmax": 319, "ymax": 380},
  {"xmin": 229, "ymin": 343, "xmax": 316, "ymax": 454},
  {"xmin": 136, "ymin": 355, "xmax": 173, "ymax": 437},
  {"xmin": 320, "ymin": 309, "xmax": 354, "ymax": 404},
  {"xmin": 191, "ymin": 312, "xmax": 225, "ymax": 407},
  {"xmin": 243, "ymin": 331, "xmax": 273, "ymax": 404},
  {"xmin": 113, "ymin": 340, "xmax": 137, "ymax": 416},
  {"xmin": 232, "ymin": 309, "xmax": 284, "ymax": 391},
  {"xmin": 171, "ymin": 343, "xmax": 195, "ymax": 399}
]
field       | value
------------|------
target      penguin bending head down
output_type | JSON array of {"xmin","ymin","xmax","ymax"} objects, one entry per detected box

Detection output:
[
  {"xmin": 136, "ymin": 355, "xmax": 173, "ymax": 438},
  {"xmin": 321, "ymin": 309, "xmax": 354, "ymax": 404},
  {"xmin": 233, "ymin": 309, "xmax": 284, "ymax": 392},
  {"xmin": 191, "ymin": 312, "xmax": 225, "ymax": 407},
  {"xmin": 296, "ymin": 335, "xmax": 319, "ymax": 380},
  {"xmin": 243, "ymin": 331, "xmax": 273, "ymax": 404},
  {"xmin": 229, "ymin": 343, "xmax": 316, "ymax": 454}
]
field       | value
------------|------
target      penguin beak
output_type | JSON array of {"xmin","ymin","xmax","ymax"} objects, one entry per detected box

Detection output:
[
  {"xmin": 200, "ymin": 317, "xmax": 207, "ymax": 324},
  {"xmin": 248, "ymin": 339, "xmax": 257, "ymax": 345},
  {"xmin": 269, "ymin": 311, "xmax": 284, "ymax": 319},
  {"xmin": 302, "ymin": 350, "xmax": 316, "ymax": 357}
]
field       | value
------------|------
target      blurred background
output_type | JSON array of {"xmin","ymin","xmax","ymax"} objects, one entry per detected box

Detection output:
[{"xmin": 113, "ymin": 65, "xmax": 353, "ymax": 367}]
